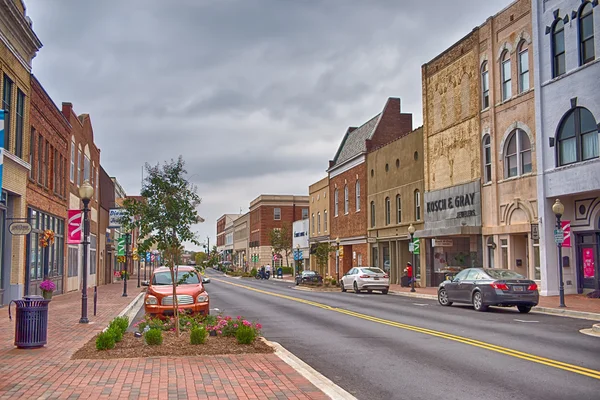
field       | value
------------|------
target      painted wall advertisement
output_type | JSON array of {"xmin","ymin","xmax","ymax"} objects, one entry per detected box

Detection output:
[{"xmin": 583, "ymin": 248, "xmax": 595, "ymax": 279}]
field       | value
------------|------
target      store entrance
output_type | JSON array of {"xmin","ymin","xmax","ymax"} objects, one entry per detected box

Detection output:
[{"xmin": 576, "ymin": 233, "xmax": 599, "ymax": 293}]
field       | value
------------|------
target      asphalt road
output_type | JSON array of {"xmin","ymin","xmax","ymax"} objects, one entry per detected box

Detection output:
[{"xmin": 135, "ymin": 269, "xmax": 600, "ymax": 400}]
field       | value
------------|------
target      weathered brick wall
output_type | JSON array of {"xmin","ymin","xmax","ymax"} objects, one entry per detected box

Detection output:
[
  {"xmin": 329, "ymin": 163, "xmax": 367, "ymax": 240},
  {"xmin": 366, "ymin": 98, "xmax": 413, "ymax": 150}
]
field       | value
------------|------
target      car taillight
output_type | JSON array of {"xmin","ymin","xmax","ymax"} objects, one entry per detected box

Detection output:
[
  {"xmin": 359, "ymin": 275, "xmax": 370, "ymax": 278},
  {"xmin": 491, "ymin": 282, "xmax": 509, "ymax": 291},
  {"xmin": 527, "ymin": 283, "xmax": 538, "ymax": 291},
  {"xmin": 383, "ymin": 274, "xmax": 389, "ymax": 278}
]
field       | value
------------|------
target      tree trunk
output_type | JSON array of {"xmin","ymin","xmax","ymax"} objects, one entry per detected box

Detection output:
[{"xmin": 170, "ymin": 253, "xmax": 180, "ymax": 337}]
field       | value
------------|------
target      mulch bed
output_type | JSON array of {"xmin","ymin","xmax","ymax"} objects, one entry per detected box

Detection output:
[{"xmin": 72, "ymin": 332, "xmax": 274, "ymax": 360}]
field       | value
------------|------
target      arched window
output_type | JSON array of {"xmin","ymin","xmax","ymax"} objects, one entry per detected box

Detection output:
[
  {"xmin": 355, "ymin": 180, "xmax": 361, "ymax": 211},
  {"xmin": 557, "ymin": 107, "xmax": 599, "ymax": 165},
  {"xmin": 396, "ymin": 195, "xmax": 402, "ymax": 224},
  {"xmin": 501, "ymin": 50, "xmax": 511, "ymax": 101},
  {"xmin": 518, "ymin": 41, "xmax": 529, "ymax": 93},
  {"xmin": 505, "ymin": 129, "xmax": 532, "ymax": 178},
  {"xmin": 579, "ymin": 2, "xmax": 595, "ymax": 65},
  {"xmin": 385, "ymin": 197, "xmax": 391, "ymax": 225},
  {"xmin": 344, "ymin": 185, "xmax": 349, "ymax": 214},
  {"xmin": 414, "ymin": 190, "xmax": 421, "ymax": 221},
  {"xmin": 334, "ymin": 189, "xmax": 339, "ymax": 217},
  {"xmin": 483, "ymin": 134, "xmax": 492, "ymax": 183},
  {"xmin": 370, "ymin": 201, "xmax": 376, "ymax": 228},
  {"xmin": 552, "ymin": 19, "xmax": 566, "ymax": 77},
  {"xmin": 481, "ymin": 62, "xmax": 489, "ymax": 109}
]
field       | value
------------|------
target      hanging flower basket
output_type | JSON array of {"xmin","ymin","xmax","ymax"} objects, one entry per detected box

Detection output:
[
  {"xmin": 117, "ymin": 255, "xmax": 126, "ymax": 264},
  {"xmin": 39, "ymin": 230, "xmax": 55, "ymax": 248}
]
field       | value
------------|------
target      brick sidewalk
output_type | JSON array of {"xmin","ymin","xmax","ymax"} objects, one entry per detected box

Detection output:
[
  {"xmin": 389, "ymin": 284, "xmax": 600, "ymax": 314},
  {"xmin": 0, "ymin": 283, "xmax": 329, "ymax": 400}
]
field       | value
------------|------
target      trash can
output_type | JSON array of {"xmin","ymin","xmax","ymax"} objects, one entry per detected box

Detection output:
[
  {"xmin": 400, "ymin": 275, "xmax": 410, "ymax": 287},
  {"xmin": 8, "ymin": 295, "xmax": 51, "ymax": 349}
]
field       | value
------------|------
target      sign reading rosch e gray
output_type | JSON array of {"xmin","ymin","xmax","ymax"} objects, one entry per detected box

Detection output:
[
  {"xmin": 427, "ymin": 193, "xmax": 476, "ymax": 215},
  {"xmin": 423, "ymin": 180, "xmax": 481, "ymax": 231}
]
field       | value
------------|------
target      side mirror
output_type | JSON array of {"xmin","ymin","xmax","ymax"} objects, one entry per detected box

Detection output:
[{"xmin": 141, "ymin": 280, "xmax": 150, "ymax": 287}]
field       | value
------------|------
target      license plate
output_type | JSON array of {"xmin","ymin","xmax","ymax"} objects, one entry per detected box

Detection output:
[
  {"xmin": 374, "ymin": 277, "xmax": 379, "ymax": 280},
  {"xmin": 513, "ymin": 286, "xmax": 524, "ymax": 292}
]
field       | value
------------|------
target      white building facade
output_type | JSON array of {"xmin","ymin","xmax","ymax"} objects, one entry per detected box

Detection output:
[
  {"xmin": 532, "ymin": 0, "xmax": 600, "ymax": 295},
  {"xmin": 292, "ymin": 219, "xmax": 310, "ymax": 271}
]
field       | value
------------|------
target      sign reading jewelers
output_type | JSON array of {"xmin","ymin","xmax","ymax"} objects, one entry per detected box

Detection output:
[
  {"xmin": 67, "ymin": 209, "xmax": 83, "ymax": 244},
  {"xmin": 424, "ymin": 180, "xmax": 481, "ymax": 230}
]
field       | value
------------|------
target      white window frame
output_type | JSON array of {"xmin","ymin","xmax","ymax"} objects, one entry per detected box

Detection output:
[
  {"xmin": 344, "ymin": 185, "xmax": 349, "ymax": 214},
  {"xmin": 355, "ymin": 180, "xmax": 361, "ymax": 211},
  {"xmin": 414, "ymin": 190, "xmax": 421, "ymax": 221},
  {"xmin": 483, "ymin": 134, "xmax": 492, "ymax": 183},
  {"xmin": 518, "ymin": 42, "xmax": 529, "ymax": 93},
  {"xmin": 501, "ymin": 51, "xmax": 511, "ymax": 101}
]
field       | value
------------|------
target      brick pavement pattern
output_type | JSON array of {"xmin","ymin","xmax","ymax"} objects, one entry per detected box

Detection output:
[{"xmin": 0, "ymin": 283, "xmax": 329, "ymax": 400}]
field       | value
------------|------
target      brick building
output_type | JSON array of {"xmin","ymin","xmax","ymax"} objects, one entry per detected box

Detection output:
[
  {"xmin": 25, "ymin": 75, "xmax": 70, "ymax": 296},
  {"xmin": 328, "ymin": 97, "xmax": 413, "ymax": 280},
  {"xmin": 248, "ymin": 195, "xmax": 309, "ymax": 270},
  {"xmin": 308, "ymin": 176, "xmax": 331, "ymax": 276},
  {"xmin": 0, "ymin": 0, "xmax": 42, "ymax": 305},
  {"xmin": 233, "ymin": 212, "xmax": 249, "ymax": 270},
  {"xmin": 216, "ymin": 214, "xmax": 238, "ymax": 262},
  {"xmin": 62, "ymin": 103, "xmax": 100, "ymax": 293},
  {"xmin": 98, "ymin": 166, "xmax": 115, "ymax": 285}
]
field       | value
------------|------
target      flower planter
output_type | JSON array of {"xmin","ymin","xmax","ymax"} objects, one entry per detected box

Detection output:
[{"xmin": 41, "ymin": 290, "xmax": 53, "ymax": 300}]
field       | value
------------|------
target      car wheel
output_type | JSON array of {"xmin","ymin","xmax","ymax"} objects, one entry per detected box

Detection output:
[
  {"xmin": 438, "ymin": 288, "xmax": 452, "ymax": 306},
  {"xmin": 340, "ymin": 281, "xmax": 346, "ymax": 292},
  {"xmin": 353, "ymin": 281, "xmax": 361, "ymax": 294},
  {"xmin": 381, "ymin": 289, "xmax": 389, "ymax": 295},
  {"xmin": 517, "ymin": 305, "xmax": 532, "ymax": 314},
  {"xmin": 472, "ymin": 291, "xmax": 488, "ymax": 312}
]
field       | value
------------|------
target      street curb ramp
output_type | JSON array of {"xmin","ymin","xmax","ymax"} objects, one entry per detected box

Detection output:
[
  {"xmin": 264, "ymin": 339, "xmax": 357, "ymax": 400},
  {"xmin": 102, "ymin": 292, "xmax": 145, "ymax": 332}
]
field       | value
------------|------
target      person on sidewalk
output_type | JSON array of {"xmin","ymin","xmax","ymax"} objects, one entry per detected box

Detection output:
[
  {"xmin": 405, "ymin": 262, "xmax": 414, "ymax": 286},
  {"xmin": 265, "ymin": 264, "xmax": 272, "ymax": 279}
]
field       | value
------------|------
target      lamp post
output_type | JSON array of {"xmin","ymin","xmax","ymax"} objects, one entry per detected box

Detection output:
[
  {"xmin": 335, "ymin": 237, "xmax": 340, "ymax": 283},
  {"xmin": 296, "ymin": 244, "xmax": 301, "ymax": 275},
  {"xmin": 552, "ymin": 199, "xmax": 566, "ymax": 308},
  {"xmin": 408, "ymin": 223, "xmax": 416, "ymax": 293},
  {"xmin": 122, "ymin": 232, "xmax": 130, "ymax": 297},
  {"xmin": 137, "ymin": 239, "xmax": 141, "ymax": 288},
  {"xmin": 78, "ymin": 180, "xmax": 94, "ymax": 324}
]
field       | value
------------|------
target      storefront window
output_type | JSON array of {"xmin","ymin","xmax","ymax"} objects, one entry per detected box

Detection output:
[
  {"xmin": 28, "ymin": 208, "xmax": 65, "ymax": 281},
  {"xmin": 0, "ymin": 207, "xmax": 5, "ymax": 291},
  {"xmin": 533, "ymin": 239, "xmax": 541, "ymax": 280},
  {"xmin": 501, "ymin": 239, "xmax": 508, "ymax": 269},
  {"xmin": 486, "ymin": 236, "xmax": 495, "ymax": 268}
]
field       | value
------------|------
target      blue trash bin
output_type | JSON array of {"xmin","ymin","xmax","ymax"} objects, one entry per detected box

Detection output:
[{"xmin": 8, "ymin": 295, "xmax": 51, "ymax": 349}]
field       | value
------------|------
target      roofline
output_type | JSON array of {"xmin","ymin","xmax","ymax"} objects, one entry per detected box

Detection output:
[
  {"xmin": 422, "ymin": 27, "xmax": 479, "ymax": 67},
  {"xmin": 327, "ymin": 152, "xmax": 365, "ymax": 174}
]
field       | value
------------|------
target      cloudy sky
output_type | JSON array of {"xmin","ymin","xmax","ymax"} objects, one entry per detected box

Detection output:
[{"xmin": 25, "ymin": 0, "xmax": 512, "ymax": 250}]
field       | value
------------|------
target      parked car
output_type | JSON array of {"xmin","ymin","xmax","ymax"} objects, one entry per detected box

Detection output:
[
  {"xmin": 340, "ymin": 267, "xmax": 389, "ymax": 294},
  {"xmin": 202, "ymin": 275, "xmax": 210, "ymax": 283},
  {"xmin": 295, "ymin": 270, "xmax": 323, "ymax": 285},
  {"xmin": 142, "ymin": 266, "xmax": 209, "ymax": 318},
  {"xmin": 437, "ymin": 268, "xmax": 539, "ymax": 313}
]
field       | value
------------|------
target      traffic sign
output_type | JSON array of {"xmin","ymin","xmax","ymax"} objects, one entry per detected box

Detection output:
[
  {"xmin": 554, "ymin": 229, "xmax": 564, "ymax": 244},
  {"xmin": 409, "ymin": 243, "xmax": 414, "ymax": 253}
]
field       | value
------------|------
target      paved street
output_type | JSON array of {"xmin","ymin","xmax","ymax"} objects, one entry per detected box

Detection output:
[{"xmin": 203, "ymin": 269, "xmax": 600, "ymax": 400}]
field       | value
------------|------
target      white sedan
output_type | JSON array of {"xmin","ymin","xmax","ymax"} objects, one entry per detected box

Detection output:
[{"xmin": 340, "ymin": 267, "xmax": 389, "ymax": 294}]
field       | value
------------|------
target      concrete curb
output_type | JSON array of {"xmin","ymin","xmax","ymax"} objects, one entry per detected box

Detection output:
[
  {"xmin": 101, "ymin": 291, "xmax": 145, "ymax": 332},
  {"xmin": 293, "ymin": 286, "xmax": 342, "ymax": 293},
  {"xmin": 389, "ymin": 291, "xmax": 437, "ymax": 300},
  {"xmin": 579, "ymin": 323, "xmax": 600, "ymax": 337},
  {"xmin": 265, "ymin": 339, "xmax": 357, "ymax": 400}
]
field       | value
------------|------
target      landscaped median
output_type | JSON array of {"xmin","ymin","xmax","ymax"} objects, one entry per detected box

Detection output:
[{"xmin": 72, "ymin": 313, "xmax": 273, "ymax": 360}]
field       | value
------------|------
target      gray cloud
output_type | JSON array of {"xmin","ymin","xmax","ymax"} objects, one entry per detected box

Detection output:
[{"xmin": 25, "ymin": 0, "xmax": 513, "ymax": 250}]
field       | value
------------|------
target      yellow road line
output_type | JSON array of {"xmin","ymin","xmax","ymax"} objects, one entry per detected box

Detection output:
[{"xmin": 212, "ymin": 277, "xmax": 600, "ymax": 380}]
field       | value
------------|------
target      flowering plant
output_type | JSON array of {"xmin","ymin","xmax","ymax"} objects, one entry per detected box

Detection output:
[
  {"xmin": 39, "ymin": 279, "xmax": 56, "ymax": 292},
  {"xmin": 39, "ymin": 230, "xmax": 55, "ymax": 248},
  {"xmin": 120, "ymin": 270, "xmax": 129, "ymax": 279},
  {"xmin": 206, "ymin": 315, "xmax": 262, "ymax": 338},
  {"xmin": 117, "ymin": 255, "xmax": 126, "ymax": 264}
]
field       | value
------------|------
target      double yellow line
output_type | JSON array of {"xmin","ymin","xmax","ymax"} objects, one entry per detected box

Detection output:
[{"xmin": 213, "ymin": 277, "xmax": 600, "ymax": 380}]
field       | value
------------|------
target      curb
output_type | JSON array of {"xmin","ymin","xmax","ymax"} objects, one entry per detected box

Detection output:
[
  {"xmin": 265, "ymin": 339, "xmax": 357, "ymax": 400},
  {"xmin": 579, "ymin": 323, "xmax": 600, "ymax": 337},
  {"xmin": 293, "ymin": 286, "xmax": 342, "ymax": 293},
  {"xmin": 101, "ymin": 292, "xmax": 145, "ymax": 332},
  {"xmin": 389, "ymin": 291, "xmax": 437, "ymax": 300}
]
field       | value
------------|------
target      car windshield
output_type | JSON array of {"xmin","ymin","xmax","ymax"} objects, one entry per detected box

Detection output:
[
  {"xmin": 485, "ymin": 269, "xmax": 526, "ymax": 280},
  {"xmin": 303, "ymin": 271, "xmax": 316, "ymax": 276},
  {"xmin": 152, "ymin": 270, "xmax": 200, "ymax": 285},
  {"xmin": 361, "ymin": 268, "xmax": 385, "ymax": 274}
]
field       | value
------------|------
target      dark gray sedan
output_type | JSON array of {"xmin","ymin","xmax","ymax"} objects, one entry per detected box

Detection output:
[{"xmin": 437, "ymin": 268, "xmax": 539, "ymax": 313}]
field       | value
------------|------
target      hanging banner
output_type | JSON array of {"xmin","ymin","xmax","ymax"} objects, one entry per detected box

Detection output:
[
  {"xmin": 146, "ymin": 252, "xmax": 151, "ymax": 262},
  {"xmin": 67, "ymin": 210, "xmax": 83, "ymax": 244},
  {"xmin": 117, "ymin": 237, "xmax": 125, "ymax": 256},
  {"xmin": 583, "ymin": 248, "xmax": 595, "ymax": 279},
  {"xmin": 0, "ymin": 109, "xmax": 4, "ymax": 192},
  {"xmin": 561, "ymin": 220, "xmax": 571, "ymax": 248}
]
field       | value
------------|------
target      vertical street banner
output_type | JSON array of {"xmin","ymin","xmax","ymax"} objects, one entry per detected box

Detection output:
[
  {"xmin": 117, "ymin": 237, "xmax": 125, "ymax": 256},
  {"xmin": 561, "ymin": 220, "xmax": 571, "ymax": 248},
  {"xmin": 146, "ymin": 252, "xmax": 151, "ymax": 263},
  {"xmin": 0, "ymin": 110, "xmax": 4, "ymax": 192},
  {"xmin": 67, "ymin": 210, "xmax": 83, "ymax": 244},
  {"xmin": 412, "ymin": 238, "xmax": 420, "ymax": 255}
]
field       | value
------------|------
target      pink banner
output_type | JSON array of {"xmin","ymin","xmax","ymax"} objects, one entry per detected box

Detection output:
[
  {"xmin": 583, "ymin": 248, "xmax": 595, "ymax": 279},
  {"xmin": 67, "ymin": 210, "xmax": 83, "ymax": 244},
  {"xmin": 561, "ymin": 220, "xmax": 571, "ymax": 248}
]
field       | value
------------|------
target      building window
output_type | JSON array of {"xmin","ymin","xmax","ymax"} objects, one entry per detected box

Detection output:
[
  {"xmin": 481, "ymin": 61, "xmax": 489, "ymax": 109},
  {"xmin": 2, "ymin": 75, "xmax": 13, "ymax": 151},
  {"xmin": 302, "ymin": 208, "xmax": 308, "ymax": 220},
  {"xmin": 486, "ymin": 237, "xmax": 495, "ymax": 268},
  {"xmin": 483, "ymin": 134, "xmax": 492, "ymax": 183},
  {"xmin": 385, "ymin": 197, "xmax": 391, "ymax": 226},
  {"xmin": 579, "ymin": 2, "xmax": 595, "ymax": 65},
  {"xmin": 78, "ymin": 148, "xmax": 83, "ymax": 186},
  {"xmin": 84, "ymin": 155, "xmax": 90, "ymax": 182},
  {"xmin": 90, "ymin": 234, "xmax": 97, "ymax": 275},
  {"xmin": 37, "ymin": 135, "xmax": 43, "ymax": 185},
  {"xmin": 355, "ymin": 180, "xmax": 361, "ymax": 211},
  {"xmin": 334, "ymin": 189, "xmax": 339, "ymax": 217},
  {"xmin": 15, "ymin": 90, "xmax": 25, "ymax": 158},
  {"xmin": 45, "ymin": 141, "xmax": 50, "ymax": 187},
  {"xmin": 54, "ymin": 148, "xmax": 59, "ymax": 195},
  {"xmin": 311, "ymin": 214, "xmax": 315, "ymax": 234},
  {"xmin": 518, "ymin": 41, "xmax": 529, "ymax": 93},
  {"xmin": 324, "ymin": 210, "xmax": 328, "ymax": 232},
  {"xmin": 28, "ymin": 209, "xmax": 65, "ymax": 281},
  {"xmin": 557, "ymin": 107, "xmax": 599, "ymax": 165},
  {"xmin": 29, "ymin": 128, "xmax": 35, "ymax": 180},
  {"xmin": 414, "ymin": 190, "xmax": 421, "ymax": 221},
  {"xmin": 68, "ymin": 245, "xmax": 78, "ymax": 277},
  {"xmin": 501, "ymin": 239, "xmax": 508, "ymax": 269},
  {"xmin": 396, "ymin": 195, "xmax": 402, "ymax": 224},
  {"xmin": 274, "ymin": 208, "xmax": 281, "ymax": 220},
  {"xmin": 344, "ymin": 185, "xmax": 349, "ymax": 214},
  {"xmin": 552, "ymin": 19, "xmax": 566, "ymax": 78},
  {"xmin": 501, "ymin": 51, "xmax": 511, "ymax": 101},
  {"xmin": 505, "ymin": 129, "xmax": 532, "ymax": 178},
  {"xmin": 317, "ymin": 212, "xmax": 321, "ymax": 234},
  {"xmin": 370, "ymin": 201, "xmax": 375, "ymax": 228},
  {"xmin": 70, "ymin": 142, "xmax": 75, "ymax": 182}
]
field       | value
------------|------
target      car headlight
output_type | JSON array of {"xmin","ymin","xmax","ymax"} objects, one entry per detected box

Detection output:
[
  {"xmin": 196, "ymin": 294, "xmax": 208, "ymax": 303},
  {"xmin": 145, "ymin": 295, "xmax": 158, "ymax": 305}
]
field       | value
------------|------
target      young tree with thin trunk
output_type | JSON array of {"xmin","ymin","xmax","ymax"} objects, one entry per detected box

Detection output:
[{"xmin": 121, "ymin": 156, "xmax": 201, "ymax": 336}]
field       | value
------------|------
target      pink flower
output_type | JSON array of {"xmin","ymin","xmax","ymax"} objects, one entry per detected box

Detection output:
[
  {"xmin": 243, "ymin": 320, "xmax": 252, "ymax": 327},
  {"xmin": 186, "ymin": 322, "xmax": 191, "ymax": 325},
  {"xmin": 225, "ymin": 316, "xmax": 232, "ymax": 321},
  {"xmin": 217, "ymin": 330, "xmax": 222, "ymax": 335},
  {"xmin": 236, "ymin": 316, "xmax": 242, "ymax": 320},
  {"xmin": 255, "ymin": 323, "xmax": 262, "ymax": 329},
  {"xmin": 217, "ymin": 316, "xmax": 222, "ymax": 320},
  {"xmin": 233, "ymin": 324, "xmax": 238, "ymax": 328}
]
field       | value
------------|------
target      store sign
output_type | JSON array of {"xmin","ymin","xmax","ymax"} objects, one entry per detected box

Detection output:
[
  {"xmin": 109, "ymin": 208, "xmax": 129, "ymax": 228},
  {"xmin": 433, "ymin": 238, "xmax": 453, "ymax": 247},
  {"xmin": 67, "ymin": 210, "xmax": 83, "ymax": 244},
  {"xmin": 583, "ymin": 248, "xmax": 595, "ymax": 279},
  {"xmin": 424, "ymin": 180, "xmax": 481, "ymax": 230},
  {"xmin": 9, "ymin": 222, "xmax": 32, "ymax": 235},
  {"xmin": 531, "ymin": 223, "xmax": 539, "ymax": 240}
]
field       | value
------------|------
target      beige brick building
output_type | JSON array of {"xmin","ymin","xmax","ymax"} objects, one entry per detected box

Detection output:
[
  {"xmin": 0, "ymin": 0, "xmax": 42, "ymax": 305},
  {"xmin": 308, "ymin": 176, "xmax": 331, "ymax": 276}
]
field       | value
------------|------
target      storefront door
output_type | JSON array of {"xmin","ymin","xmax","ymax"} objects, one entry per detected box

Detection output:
[{"xmin": 576, "ymin": 233, "xmax": 598, "ymax": 293}]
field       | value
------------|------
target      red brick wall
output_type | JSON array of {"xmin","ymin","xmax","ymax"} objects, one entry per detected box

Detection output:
[
  {"xmin": 366, "ymin": 98, "xmax": 413, "ymax": 150},
  {"xmin": 329, "ymin": 163, "xmax": 368, "ymax": 240},
  {"xmin": 248, "ymin": 202, "xmax": 308, "ymax": 246},
  {"xmin": 216, "ymin": 217, "xmax": 226, "ymax": 246}
]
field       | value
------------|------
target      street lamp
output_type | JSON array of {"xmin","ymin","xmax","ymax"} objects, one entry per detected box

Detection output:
[
  {"xmin": 408, "ymin": 223, "xmax": 416, "ymax": 293},
  {"xmin": 296, "ymin": 244, "xmax": 301, "ymax": 275},
  {"xmin": 122, "ymin": 232, "xmax": 130, "ymax": 297},
  {"xmin": 552, "ymin": 198, "xmax": 566, "ymax": 308},
  {"xmin": 335, "ymin": 237, "xmax": 340, "ymax": 283},
  {"xmin": 78, "ymin": 180, "xmax": 94, "ymax": 324}
]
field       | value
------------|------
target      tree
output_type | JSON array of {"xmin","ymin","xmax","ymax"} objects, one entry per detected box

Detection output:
[
  {"xmin": 268, "ymin": 223, "xmax": 292, "ymax": 269},
  {"xmin": 121, "ymin": 157, "xmax": 201, "ymax": 336},
  {"xmin": 314, "ymin": 242, "xmax": 336, "ymax": 277},
  {"xmin": 195, "ymin": 252, "xmax": 208, "ymax": 266}
]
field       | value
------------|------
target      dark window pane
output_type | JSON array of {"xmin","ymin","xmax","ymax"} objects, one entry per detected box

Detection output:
[
  {"xmin": 582, "ymin": 13, "xmax": 594, "ymax": 39},
  {"xmin": 507, "ymin": 134, "xmax": 517, "ymax": 155},
  {"xmin": 556, "ymin": 53, "xmax": 566, "ymax": 75},
  {"xmin": 583, "ymin": 39, "xmax": 595, "ymax": 63},
  {"xmin": 560, "ymin": 112, "xmax": 576, "ymax": 139},
  {"xmin": 522, "ymin": 150, "xmax": 532, "ymax": 173},
  {"xmin": 580, "ymin": 108, "xmax": 597, "ymax": 134},
  {"xmin": 507, "ymin": 155, "xmax": 518, "ymax": 177},
  {"xmin": 554, "ymin": 26, "xmax": 565, "ymax": 53},
  {"xmin": 520, "ymin": 130, "xmax": 531, "ymax": 150}
]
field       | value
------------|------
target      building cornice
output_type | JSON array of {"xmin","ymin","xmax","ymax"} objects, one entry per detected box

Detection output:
[
  {"xmin": 328, "ymin": 154, "xmax": 365, "ymax": 178},
  {"xmin": 0, "ymin": 0, "xmax": 42, "ymax": 70}
]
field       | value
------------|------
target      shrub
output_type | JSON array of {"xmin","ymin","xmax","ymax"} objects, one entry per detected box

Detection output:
[
  {"xmin": 96, "ymin": 331, "xmax": 116, "ymax": 350},
  {"xmin": 107, "ymin": 327, "xmax": 123, "ymax": 343},
  {"xmin": 136, "ymin": 315, "xmax": 170, "ymax": 332},
  {"xmin": 190, "ymin": 326, "xmax": 207, "ymax": 345},
  {"xmin": 110, "ymin": 316, "xmax": 129, "ymax": 334},
  {"xmin": 203, "ymin": 314, "xmax": 217, "ymax": 328},
  {"xmin": 144, "ymin": 328, "xmax": 163, "ymax": 345},
  {"xmin": 236, "ymin": 324, "xmax": 256, "ymax": 344},
  {"xmin": 281, "ymin": 267, "xmax": 293, "ymax": 275},
  {"xmin": 330, "ymin": 278, "xmax": 337, "ymax": 286},
  {"xmin": 250, "ymin": 268, "xmax": 257, "ymax": 277}
]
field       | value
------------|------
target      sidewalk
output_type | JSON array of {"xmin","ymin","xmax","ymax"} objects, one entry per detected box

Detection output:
[
  {"xmin": 389, "ymin": 284, "xmax": 600, "ymax": 319},
  {"xmin": 0, "ymin": 282, "xmax": 330, "ymax": 399}
]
